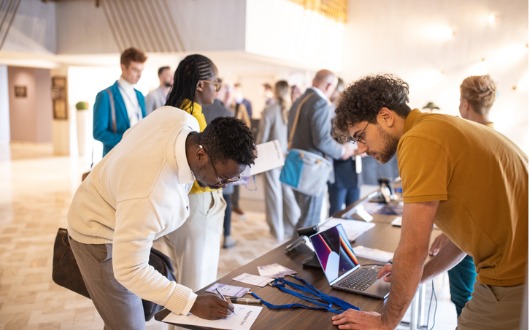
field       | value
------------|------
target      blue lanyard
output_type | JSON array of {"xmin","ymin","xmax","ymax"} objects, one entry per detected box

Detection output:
[{"xmin": 250, "ymin": 275, "xmax": 360, "ymax": 314}]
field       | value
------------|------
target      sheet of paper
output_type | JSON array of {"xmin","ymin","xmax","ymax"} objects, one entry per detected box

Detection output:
[
  {"xmin": 162, "ymin": 304, "xmax": 262, "ymax": 330},
  {"xmin": 205, "ymin": 283, "xmax": 250, "ymax": 297},
  {"xmin": 391, "ymin": 216, "xmax": 402, "ymax": 227},
  {"xmin": 354, "ymin": 245, "xmax": 394, "ymax": 263},
  {"xmin": 257, "ymin": 263, "xmax": 296, "ymax": 278},
  {"xmin": 241, "ymin": 140, "xmax": 284, "ymax": 176},
  {"xmin": 232, "ymin": 273, "xmax": 273, "ymax": 287},
  {"xmin": 319, "ymin": 218, "xmax": 375, "ymax": 241}
]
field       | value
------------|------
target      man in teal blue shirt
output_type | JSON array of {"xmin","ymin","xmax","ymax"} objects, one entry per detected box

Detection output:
[{"xmin": 93, "ymin": 47, "xmax": 147, "ymax": 156}]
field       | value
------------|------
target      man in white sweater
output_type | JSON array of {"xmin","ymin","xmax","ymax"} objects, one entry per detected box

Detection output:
[{"xmin": 67, "ymin": 108, "xmax": 256, "ymax": 329}]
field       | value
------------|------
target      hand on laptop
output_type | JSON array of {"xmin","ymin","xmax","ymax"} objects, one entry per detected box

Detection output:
[{"xmin": 378, "ymin": 263, "xmax": 393, "ymax": 282}]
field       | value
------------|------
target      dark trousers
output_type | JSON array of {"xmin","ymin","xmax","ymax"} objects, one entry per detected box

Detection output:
[
  {"xmin": 223, "ymin": 193, "xmax": 232, "ymax": 237},
  {"xmin": 231, "ymin": 186, "xmax": 240, "ymax": 209},
  {"xmin": 328, "ymin": 185, "xmax": 360, "ymax": 217},
  {"xmin": 292, "ymin": 190, "xmax": 324, "ymax": 238}
]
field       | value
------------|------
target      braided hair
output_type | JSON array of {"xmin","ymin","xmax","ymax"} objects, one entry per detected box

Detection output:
[{"xmin": 165, "ymin": 54, "xmax": 214, "ymax": 114}]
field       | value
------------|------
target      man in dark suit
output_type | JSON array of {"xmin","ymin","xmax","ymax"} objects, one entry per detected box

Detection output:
[
  {"xmin": 287, "ymin": 70, "xmax": 355, "ymax": 233},
  {"xmin": 93, "ymin": 47, "xmax": 147, "ymax": 156}
]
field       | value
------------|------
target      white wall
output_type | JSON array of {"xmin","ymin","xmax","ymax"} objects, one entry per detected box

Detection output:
[
  {"xmin": 0, "ymin": 66, "xmax": 10, "ymax": 145},
  {"xmin": 246, "ymin": 0, "xmax": 344, "ymax": 72},
  {"xmin": 55, "ymin": 1, "xmax": 115, "ymax": 54},
  {"xmin": 53, "ymin": 0, "xmax": 247, "ymax": 54},
  {"xmin": 3, "ymin": 0, "xmax": 56, "ymax": 54},
  {"xmin": 8, "ymin": 67, "xmax": 52, "ymax": 143},
  {"xmin": 342, "ymin": 0, "xmax": 528, "ymax": 149}
]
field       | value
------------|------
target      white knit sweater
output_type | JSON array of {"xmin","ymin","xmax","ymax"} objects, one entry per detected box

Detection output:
[{"xmin": 68, "ymin": 107, "xmax": 199, "ymax": 315}]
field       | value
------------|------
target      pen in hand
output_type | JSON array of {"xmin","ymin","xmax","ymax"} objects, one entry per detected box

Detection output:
[{"xmin": 215, "ymin": 288, "xmax": 235, "ymax": 315}]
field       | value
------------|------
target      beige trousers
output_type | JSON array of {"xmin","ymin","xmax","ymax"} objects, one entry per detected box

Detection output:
[
  {"xmin": 157, "ymin": 190, "xmax": 226, "ymax": 292},
  {"xmin": 457, "ymin": 280, "xmax": 525, "ymax": 330}
]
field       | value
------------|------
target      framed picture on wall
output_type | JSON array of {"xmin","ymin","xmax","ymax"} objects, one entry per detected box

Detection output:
[
  {"xmin": 53, "ymin": 99, "xmax": 67, "ymax": 120},
  {"xmin": 52, "ymin": 76, "xmax": 68, "ymax": 120},
  {"xmin": 14, "ymin": 85, "xmax": 27, "ymax": 98}
]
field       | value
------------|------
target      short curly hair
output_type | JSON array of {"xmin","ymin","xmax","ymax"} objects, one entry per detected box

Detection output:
[
  {"xmin": 200, "ymin": 117, "xmax": 256, "ymax": 166},
  {"xmin": 460, "ymin": 75, "xmax": 496, "ymax": 115},
  {"xmin": 334, "ymin": 74, "xmax": 411, "ymax": 142}
]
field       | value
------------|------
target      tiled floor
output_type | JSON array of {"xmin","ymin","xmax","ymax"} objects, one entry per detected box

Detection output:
[{"xmin": 0, "ymin": 143, "xmax": 457, "ymax": 329}]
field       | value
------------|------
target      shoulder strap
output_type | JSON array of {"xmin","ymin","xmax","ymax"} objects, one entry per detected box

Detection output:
[
  {"xmin": 235, "ymin": 103, "xmax": 240, "ymax": 118},
  {"xmin": 105, "ymin": 88, "xmax": 117, "ymax": 133},
  {"xmin": 288, "ymin": 93, "xmax": 313, "ymax": 149}
]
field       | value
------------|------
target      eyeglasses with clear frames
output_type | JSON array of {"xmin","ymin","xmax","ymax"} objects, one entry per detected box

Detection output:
[
  {"xmin": 350, "ymin": 121, "xmax": 370, "ymax": 145},
  {"xmin": 200, "ymin": 145, "xmax": 240, "ymax": 185},
  {"xmin": 200, "ymin": 79, "xmax": 222, "ymax": 92}
]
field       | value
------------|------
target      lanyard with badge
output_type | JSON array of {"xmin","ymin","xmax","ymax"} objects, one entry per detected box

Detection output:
[{"xmin": 250, "ymin": 275, "xmax": 360, "ymax": 314}]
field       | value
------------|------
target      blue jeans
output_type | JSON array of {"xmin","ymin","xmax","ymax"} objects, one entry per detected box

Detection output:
[
  {"xmin": 328, "ymin": 185, "xmax": 360, "ymax": 217},
  {"xmin": 449, "ymin": 254, "xmax": 477, "ymax": 316}
]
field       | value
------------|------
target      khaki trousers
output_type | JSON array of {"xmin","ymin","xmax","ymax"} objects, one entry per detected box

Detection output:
[
  {"xmin": 158, "ymin": 190, "xmax": 225, "ymax": 292},
  {"xmin": 457, "ymin": 281, "xmax": 525, "ymax": 330}
]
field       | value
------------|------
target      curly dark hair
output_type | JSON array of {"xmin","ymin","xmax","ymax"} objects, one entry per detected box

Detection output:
[
  {"xmin": 165, "ymin": 54, "xmax": 214, "ymax": 114},
  {"xmin": 200, "ymin": 117, "xmax": 256, "ymax": 166},
  {"xmin": 334, "ymin": 74, "xmax": 411, "ymax": 142}
]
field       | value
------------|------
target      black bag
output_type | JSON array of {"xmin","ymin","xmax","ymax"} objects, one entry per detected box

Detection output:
[{"xmin": 52, "ymin": 228, "xmax": 176, "ymax": 321}]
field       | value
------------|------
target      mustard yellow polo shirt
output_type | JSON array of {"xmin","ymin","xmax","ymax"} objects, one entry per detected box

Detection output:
[{"xmin": 398, "ymin": 109, "xmax": 528, "ymax": 286}]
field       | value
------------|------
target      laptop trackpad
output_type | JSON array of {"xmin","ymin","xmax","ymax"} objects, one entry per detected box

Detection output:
[{"xmin": 365, "ymin": 277, "xmax": 391, "ymax": 299}]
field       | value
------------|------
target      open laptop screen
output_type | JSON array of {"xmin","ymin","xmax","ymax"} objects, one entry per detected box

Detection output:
[{"xmin": 310, "ymin": 224, "xmax": 360, "ymax": 283}]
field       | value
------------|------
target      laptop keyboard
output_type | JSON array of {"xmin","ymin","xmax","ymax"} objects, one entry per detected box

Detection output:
[{"xmin": 338, "ymin": 267, "xmax": 379, "ymax": 291}]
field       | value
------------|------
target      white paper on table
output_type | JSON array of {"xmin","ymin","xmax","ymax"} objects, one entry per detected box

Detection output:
[
  {"xmin": 354, "ymin": 245, "xmax": 394, "ymax": 263},
  {"xmin": 319, "ymin": 218, "xmax": 375, "ymax": 241},
  {"xmin": 232, "ymin": 273, "xmax": 274, "ymax": 287},
  {"xmin": 205, "ymin": 283, "xmax": 250, "ymax": 297},
  {"xmin": 241, "ymin": 140, "xmax": 284, "ymax": 176},
  {"xmin": 257, "ymin": 263, "xmax": 296, "ymax": 278},
  {"xmin": 162, "ymin": 304, "xmax": 262, "ymax": 330},
  {"xmin": 391, "ymin": 216, "xmax": 402, "ymax": 227}
]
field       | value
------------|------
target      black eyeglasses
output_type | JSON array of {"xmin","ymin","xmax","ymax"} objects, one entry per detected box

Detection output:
[
  {"xmin": 200, "ymin": 145, "xmax": 240, "ymax": 185},
  {"xmin": 350, "ymin": 121, "xmax": 370, "ymax": 144},
  {"xmin": 200, "ymin": 80, "xmax": 222, "ymax": 92}
]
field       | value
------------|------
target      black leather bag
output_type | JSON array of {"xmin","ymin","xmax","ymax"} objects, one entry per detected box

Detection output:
[{"xmin": 52, "ymin": 228, "xmax": 176, "ymax": 321}]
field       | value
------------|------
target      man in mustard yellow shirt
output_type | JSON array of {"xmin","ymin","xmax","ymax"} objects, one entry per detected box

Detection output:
[{"xmin": 331, "ymin": 74, "xmax": 527, "ymax": 329}]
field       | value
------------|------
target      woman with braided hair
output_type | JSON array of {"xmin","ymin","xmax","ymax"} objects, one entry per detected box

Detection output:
[{"xmin": 162, "ymin": 54, "xmax": 228, "ymax": 291}]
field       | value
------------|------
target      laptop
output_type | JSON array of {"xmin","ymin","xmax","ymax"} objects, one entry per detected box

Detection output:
[{"xmin": 309, "ymin": 224, "xmax": 391, "ymax": 299}]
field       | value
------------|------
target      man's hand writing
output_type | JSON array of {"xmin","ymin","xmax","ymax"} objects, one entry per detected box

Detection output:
[{"xmin": 190, "ymin": 295, "xmax": 234, "ymax": 320}]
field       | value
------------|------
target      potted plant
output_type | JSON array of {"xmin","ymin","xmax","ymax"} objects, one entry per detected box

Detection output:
[
  {"xmin": 75, "ymin": 101, "xmax": 89, "ymax": 111},
  {"xmin": 76, "ymin": 101, "xmax": 90, "ymax": 156},
  {"xmin": 422, "ymin": 102, "xmax": 440, "ymax": 113}
]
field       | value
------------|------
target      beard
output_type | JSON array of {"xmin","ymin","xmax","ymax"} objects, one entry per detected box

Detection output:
[{"xmin": 373, "ymin": 125, "xmax": 398, "ymax": 164}]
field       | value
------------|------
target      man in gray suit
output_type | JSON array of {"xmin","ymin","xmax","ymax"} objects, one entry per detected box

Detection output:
[{"xmin": 287, "ymin": 70, "xmax": 356, "ymax": 233}]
